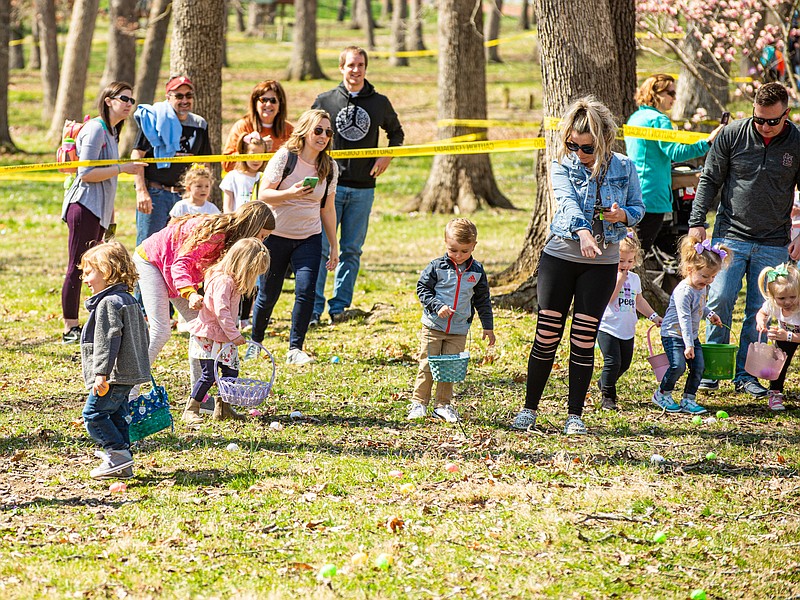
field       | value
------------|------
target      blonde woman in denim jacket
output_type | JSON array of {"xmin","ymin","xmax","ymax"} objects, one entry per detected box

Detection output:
[{"xmin": 512, "ymin": 96, "xmax": 645, "ymax": 435}]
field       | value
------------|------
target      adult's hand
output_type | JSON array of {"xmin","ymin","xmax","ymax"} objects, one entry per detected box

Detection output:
[
  {"xmin": 688, "ymin": 226, "xmax": 707, "ymax": 241},
  {"xmin": 136, "ymin": 189, "xmax": 153, "ymax": 214},
  {"xmin": 577, "ymin": 229, "xmax": 602, "ymax": 258},
  {"xmin": 121, "ymin": 162, "xmax": 147, "ymax": 176},
  {"xmin": 707, "ymin": 124, "xmax": 724, "ymax": 144},
  {"xmin": 370, "ymin": 156, "xmax": 392, "ymax": 178},
  {"xmin": 603, "ymin": 202, "xmax": 627, "ymax": 224},
  {"xmin": 789, "ymin": 236, "xmax": 800, "ymax": 261}
]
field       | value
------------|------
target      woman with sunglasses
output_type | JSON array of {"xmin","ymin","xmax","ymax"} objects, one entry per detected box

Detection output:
[
  {"xmin": 625, "ymin": 74, "xmax": 723, "ymax": 252},
  {"xmin": 222, "ymin": 80, "xmax": 294, "ymax": 173},
  {"xmin": 60, "ymin": 81, "xmax": 145, "ymax": 343},
  {"xmin": 247, "ymin": 109, "xmax": 339, "ymax": 365},
  {"xmin": 511, "ymin": 96, "xmax": 645, "ymax": 435}
]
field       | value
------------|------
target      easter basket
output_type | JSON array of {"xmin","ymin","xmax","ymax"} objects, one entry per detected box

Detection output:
[
  {"xmin": 128, "ymin": 375, "xmax": 173, "ymax": 442},
  {"xmin": 428, "ymin": 352, "xmax": 469, "ymax": 383},
  {"xmin": 745, "ymin": 331, "xmax": 787, "ymax": 381},
  {"xmin": 214, "ymin": 341, "xmax": 276, "ymax": 407}
]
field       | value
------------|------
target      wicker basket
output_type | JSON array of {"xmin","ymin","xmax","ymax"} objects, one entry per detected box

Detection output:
[
  {"xmin": 214, "ymin": 341, "xmax": 276, "ymax": 407},
  {"xmin": 128, "ymin": 375, "xmax": 173, "ymax": 442},
  {"xmin": 428, "ymin": 353, "xmax": 469, "ymax": 383},
  {"xmin": 129, "ymin": 407, "xmax": 173, "ymax": 442}
]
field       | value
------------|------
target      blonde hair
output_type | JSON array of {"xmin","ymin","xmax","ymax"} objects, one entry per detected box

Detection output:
[
  {"xmin": 678, "ymin": 235, "xmax": 732, "ymax": 278},
  {"xmin": 235, "ymin": 133, "xmax": 268, "ymax": 173},
  {"xmin": 445, "ymin": 218, "xmax": 478, "ymax": 245},
  {"xmin": 179, "ymin": 164, "xmax": 215, "ymax": 198},
  {"xmin": 208, "ymin": 237, "xmax": 270, "ymax": 296},
  {"xmin": 635, "ymin": 74, "xmax": 675, "ymax": 110},
  {"xmin": 176, "ymin": 200, "xmax": 276, "ymax": 257},
  {"xmin": 757, "ymin": 263, "xmax": 800, "ymax": 310},
  {"xmin": 284, "ymin": 109, "xmax": 333, "ymax": 182},
  {"xmin": 339, "ymin": 45, "xmax": 368, "ymax": 69},
  {"xmin": 557, "ymin": 95, "xmax": 617, "ymax": 180},
  {"xmin": 619, "ymin": 229, "xmax": 643, "ymax": 267},
  {"xmin": 80, "ymin": 241, "xmax": 138, "ymax": 292}
]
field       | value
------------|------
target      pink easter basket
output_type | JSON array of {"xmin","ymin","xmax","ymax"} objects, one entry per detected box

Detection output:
[
  {"xmin": 745, "ymin": 331, "xmax": 787, "ymax": 381},
  {"xmin": 646, "ymin": 325, "xmax": 670, "ymax": 383}
]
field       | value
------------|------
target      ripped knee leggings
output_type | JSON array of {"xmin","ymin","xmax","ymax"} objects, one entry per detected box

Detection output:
[{"xmin": 525, "ymin": 253, "xmax": 617, "ymax": 416}]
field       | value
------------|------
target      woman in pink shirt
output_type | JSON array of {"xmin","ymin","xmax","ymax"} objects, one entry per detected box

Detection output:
[{"xmin": 248, "ymin": 109, "xmax": 340, "ymax": 365}]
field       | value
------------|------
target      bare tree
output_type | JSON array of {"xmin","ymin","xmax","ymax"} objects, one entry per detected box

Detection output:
[
  {"xmin": 337, "ymin": 0, "xmax": 348, "ymax": 21},
  {"xmin": 231, "ymin": 0, "xmax": 245, "ymax": 31},
  {"xmin": 519, "ymin": 0, "xmax": 529, "ymax": 30},
  {"xmin": 0, "ymin": 0, "xmax": 16, "ymax": 150},
  {"xmin": 247, "ymin": 1, "xmax": 267, "ymax": 36},
  {"xmin": 389, "ymin": 0, "xmax": 408, "ymax": 67},
  {"xmin": 100, "ymin": 0, "xmax": 138, "ymax": 89},
  {"xmin": 285, "ymin": 0, "xmax": 325, "ymax": 80},
  {"xmin": 485, "ymin": 0, "xmax": 503, "ymax": 63},
  {"xmin": 8, "ymin": 8, "xmax": 23, "ymax": 70},
  {"xmin": 30, "ymin": 13, "xmax": 40, "ymax": 69},
  {"xmin": 410, "ymin": 0, "xmax": 513, "ymax": 213},
  {"xmin": 408, "ymin": 0, "xmax": 425, "ymax": 50},
  {"xmin": 47, "ymin": 0, "xmax": 100, "ymax": 141},
  {"xmin": 350, "ymin": 0, "xmax": 376, "ymax": 49},
  {"xmin": 35, "ymin": 0, "xmax": 59, "ymax": 116}
]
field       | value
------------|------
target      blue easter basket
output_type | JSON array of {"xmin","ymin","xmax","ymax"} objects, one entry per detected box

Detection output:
[
  {"xmin": 214, "ymin": 341, "xmax": 276, "ymax": 407},
  {"xmin": 428, "ymin": 353, "xmax": 469, "ymax": 382},
  {"xmin": 128, "ymin": 375, "xmax": 173, "ymax": 442}
]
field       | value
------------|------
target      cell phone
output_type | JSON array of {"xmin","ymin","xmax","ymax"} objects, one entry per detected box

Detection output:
[
  {"xmin": 302, "ymin": 176, "xmax": 319, "ymax": 188},
  {"xmin": 720, "ymin": 111, "xmax": 730, "ymax": 126}
]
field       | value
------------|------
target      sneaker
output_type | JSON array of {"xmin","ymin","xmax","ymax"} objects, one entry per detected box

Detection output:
[
  {"xmin": 600, "ymin": 396, "xmax": 618, "ymax": 410},
  {"xmin": 735, "ymin": 379, "xmax": 769, "ymax": 398},
  {"xmin": 407, "ymin": 402, "xmax": 427, "ymax": 420},
  {"xmin": 286, "ymin": 348, "xmax": 314, "ymax": 365},
  {"xmin": 511, "ymin": 408, "xmax": 537, "ymax": 430},
  {"xmin": 329, "ymin": 312, "xmax": 346, "ymax": 324},
  {"xmin": 199, "ymin": 394, "xmax": 216, "ymax": 415},
  {"xmin": 564, "ymin": 414, "xmax": 587, "ymax": 435},
  {"xmin": 62, "ymin": 325, "xmax": 81, "ymax": 344},
  {"xmin": 698, "ymin": 379, "xmax": 719, "ymax": 391},
  {"xmin": 239, "ymin": 319, "xmax": 252, "ymax": 332},
  {"xmin": 309, "ymin": 314, "xmax": 321, "ymax": 328},
  {"xmin": 243, "ymin": 342, "xmax": 260, "ymax": 361},
  {"xmin": 680, "ymin": 394, "xmax": 708, "ymax": 415},
  {"xmin": 652, "ymin": 390, "xmax": 681, "ymax": 413},
  {"xmin": 432, "ymin": 404, "xmax": 460, "ymax": 423},
  {"xmin": 768, "ymin": 390, "xmax": 786, "ymax": 411},
  {"xmin": 116, "ymin": 466, "xmax": 134, "ymax": 479},
  {"xmin": 90, "ymin": 449, "xmax": 133, "ymax": 480}
]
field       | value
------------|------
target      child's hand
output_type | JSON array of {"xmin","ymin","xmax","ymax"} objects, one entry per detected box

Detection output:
[
  {"xmin": 437, "ymin": 305, "xmax": 454, "ymax": 318},
  {"xmin": 684, "ymin": 346, "xmax": 695, "ymax": 360},
  {"xmin": 653, "ymin": 315, "xmax": 663, "ymax": 326},
  {"xmin": 709, "ymin": 313, "xmax": 722, "ymax": 326},
  {"xmin": 767, "ymin": 326, "xmax": 787, "ymax": 342},
  {"xmin": 482, "ymin": 329, "xmax": 496, "ymax": 346},
  {"xmin": 234, "ymin": 335, "xmax": 247, "ymax": 346},
  {"xmin": 93, "ymin": 375, "xmax": 109, "ymax": 396},
  {"xmin": 756, "ymin": 313, "xmax": 769, "ymax": 332},
  {"xmin": 188, "ymin": 292, "xmax": 204, "ymax": 311}
]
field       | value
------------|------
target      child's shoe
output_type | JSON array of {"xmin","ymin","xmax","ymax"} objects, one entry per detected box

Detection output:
[
  {"xmin": 407, "ymin": 402, "xmax": 427, "ymax": 420},
  {"xmin": 679, "ymin": 394, "xmax": 707, "ymax": 415},
  {"xmin": 652, "ymin": 390, "xmax": 681, "ymax": 412},
  {"xmin": 564, "ymin": 414, "xmax": 587, "ymax": 435},
  {"xmin": 768, "ymin": 390, "xmax": 786, "ymax": 411},
  {"xmin": 90, "ymin": 449, "xmax": 133, "ymax": 480},
  {"xmin": 213, "ymin": 399, "xmax": 247, "ymax": 421},
  {"xmin": 511, "ymin": 408, "xmax": 537, "ymax": 430},
  {"xmin": 181, "ymin": 398, "xmax": 204, "ymax": 425},
  {"xmin": 433, "ymin": 404, "xmax": 460, "ymax": 423},
  {"xmin": 600, "ymin": 396, "xmax": 618, "ymax": 410}
]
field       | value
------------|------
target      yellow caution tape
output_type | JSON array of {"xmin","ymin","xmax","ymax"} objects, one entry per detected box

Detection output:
[
  {"xmin": 635, "ymin": 31, "xmax": 684, "ymax": 39},
  {"xmin": 424, "ymin": 133, "xmax": 486, "ymax": 145},
  {"xmin": 623, "ymin": 124, "xmax": 707, "ymax": 144}
]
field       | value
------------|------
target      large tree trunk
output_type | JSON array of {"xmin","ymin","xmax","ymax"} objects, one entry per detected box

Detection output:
[
  {"xmin": 29, "ymin": 14, "xmax": 41, "ymax": 69},
  {"xmin": 119, "ymin": 0, "xmax": 171, "ymax": 157},
  {"xmin": 100, "ymin": 0, "xmax": 138, "ymax": 90},
  {"xmin": 610, "ymin": 0, "xmax": 637, "ymax": 121},
  {"xmin": 47, "ymin": 0, "xmax": 100, "ymax": 141},
  {"xmin": 337, "ymin": 0, "xmax": 348, "ymax": 21},
  {"xmin": 285, "ymin": 0, "xmax": 325, "ymax": 80},
  {"xmin": 519, "ymin": 0, "xmax": 529, "ymax": 30},
  {"xmin": 672, "ymin": 22, "xmax": 729, "ymax": 119},
  {"xmin": 8, "ymin": 15, "xmax": 23, "ymax": 70},
  {"xmin": 247, "ymin": 2, "xmax": 267, "ymax": 36},
  {"xmin": 410, "ymin": 0, "xmax": 513, "ymax": 213},
  {"xmin": 407, "ymin": 0, "xmax": 425, "ymax": 50},
  {"xmin": 389, "ymin": 0, "xmax": 408, "ymax": 67},
  {"xmin": 493, "ymin": 0, "xmax": 630, "ymax": 310},
  {"xmin": 485, "ymin": 0, "xmax": 503, "ymax": 63},
  {"xmin": 0, "ymin": 0, "xmax": 16, "ymax": 151},
  {"xmin": 35, "ymin": 0, "xmax": 59, "ymax": 117},
  {"xmin": 350, "ymin": 0, "xmax": 376, "ymax": 49}
]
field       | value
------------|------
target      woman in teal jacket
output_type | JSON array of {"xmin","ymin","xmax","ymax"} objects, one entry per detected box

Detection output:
[{"xmin": 625, "ymin": 74, "xmax": 722, "ymax": 252}]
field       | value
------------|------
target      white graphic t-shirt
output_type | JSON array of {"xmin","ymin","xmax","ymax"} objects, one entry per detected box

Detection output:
[
  {"xmin": 599, "ymin": 271, "xmax": 642, "ymax": 340},
  {"xmin": 761, "ymin": 301, "xmax": 800, "ymax": 335},
  {"xmin": 220, "ymin": 170, "xmax": 260, "ymax": 212}
]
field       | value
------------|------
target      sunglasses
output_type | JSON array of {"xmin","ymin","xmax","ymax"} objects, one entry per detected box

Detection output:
[
  {"xmin": 313, "ymin": 126, "xmax": 334, "ymax": 138},
  {"xmin": 169, "ymin": 92, "xmax": 194, "ymax": 100},
  {"xmin": 113, "ymin": 95, "xmax": 136, "ymax": 105},
  {"xmin": 752, "ymin": 109, "xmax": 788, "ymax": 126},
  {"xmin": 565, "ymin": 140, "xmax": 595, "ymax": 154},
  {"xmin": 663, "ymin": 90, "xmax": 677, "ymax": 98},
  {"xmin": 258, "ymin": 96, "xmax": 279, "ymax": 105}
]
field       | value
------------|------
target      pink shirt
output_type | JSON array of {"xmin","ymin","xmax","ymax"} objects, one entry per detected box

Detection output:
[{"xmin": 187, "ymin": 270, "xmax": 242, "ymax": 343}]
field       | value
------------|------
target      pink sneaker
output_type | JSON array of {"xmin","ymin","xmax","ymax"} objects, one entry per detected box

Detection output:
[{"xmin": 768, "ymin": 390, "xmax": 786, "ymax": 411}]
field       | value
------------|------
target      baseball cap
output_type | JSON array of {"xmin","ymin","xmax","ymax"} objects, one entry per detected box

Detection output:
[{"xmin": 166, "ymin": 76, "xmax": 194, "ymax": 93}]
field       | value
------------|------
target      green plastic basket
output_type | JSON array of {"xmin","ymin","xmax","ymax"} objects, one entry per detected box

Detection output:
[
  {"xmin": 428, "ymin": 353, "xmax": 469, "ymax": 383},
  {"xmin": 129, "ymin": 407, "xmax": 173, "ymax": 442},
  {"xmin": 700, "ymin": 322, "xmax": 738, "ymax": 381}
]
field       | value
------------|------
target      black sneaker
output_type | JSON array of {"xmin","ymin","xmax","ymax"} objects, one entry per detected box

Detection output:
[
  {"xmin": 600, "ymin": 396, "xmax": 618, "ymax": 410},
  {"xmin": 62, "ymin": 325, "xmax": 81, "ymax": 344},
  {"xmin": 735, "ymin": 379, "xmax": 768, "ymax": 398},
  {"xmin": 698, "ymin": 379, "xmax": 719, "ymax": 391}
]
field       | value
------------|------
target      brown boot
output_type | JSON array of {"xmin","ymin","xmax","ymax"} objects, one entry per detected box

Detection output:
[
  {"xmin": 181, "ymin": 398, "xmax": 204, "ymax": 425},
  {"xmin": 213, "ymin": 400, "xmax": 247, "ymax": 421}
]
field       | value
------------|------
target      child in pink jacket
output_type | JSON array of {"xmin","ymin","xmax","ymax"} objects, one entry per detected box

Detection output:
[{"xmin": 182, "ymin": 238, "xmax": 271, "ymax": 423}]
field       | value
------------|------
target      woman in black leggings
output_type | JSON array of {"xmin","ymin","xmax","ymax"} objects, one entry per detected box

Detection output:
[{"xmin": 511, "ymin": 97, "xmax": 645, "ymax": 435}]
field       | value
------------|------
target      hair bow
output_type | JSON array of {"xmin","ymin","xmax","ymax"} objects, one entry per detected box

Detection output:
[
  {"xmin": 243, "ymin": 131, "xmax": 263, "ymax": 144},
  {"xmin": 766, "ymin": 264, "xmax": 790, "ymax": 282},
  {"xmin": 626, "ymin": 231, "xmax": 635, "ymax": 239},
  {"xmin": 694, "ymin": 239, "xmax": 728, "ymax": 260}
]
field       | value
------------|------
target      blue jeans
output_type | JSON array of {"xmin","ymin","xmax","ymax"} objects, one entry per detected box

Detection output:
[
  {"xmin": 705, "ymin": 238, "xmax": 789, "ymax": 383},
  {"xmin": 136, "ymin": 187, "xmax": 181, "ymax": 246},
  {"xmin": 83, "ymin": 384, "xmax": 133, "ymax": 451},
  {"xmin": 660, "ymin": 337, "xmax": 704, "ymax": 396},
  {"xmin": 314, "ymin": 185, "xmax": 375, "ymax": 316},
  {"xmin": 252, "ymin": 233, "xmax": 321, "ymax": 350}
]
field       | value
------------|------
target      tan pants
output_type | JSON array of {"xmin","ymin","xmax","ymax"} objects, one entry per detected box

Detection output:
[{"xmin": 412, "ymin": 326, "xmax": 467, "ymax": 407}]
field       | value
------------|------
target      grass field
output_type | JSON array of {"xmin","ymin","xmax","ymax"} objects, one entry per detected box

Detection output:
[{"xmin": 1, "ymin": 9, "xmax": 799, "ymax": 600}]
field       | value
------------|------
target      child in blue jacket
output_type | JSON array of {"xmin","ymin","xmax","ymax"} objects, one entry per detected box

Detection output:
[{"xmin": 408, "ymin": 219, "xmax": 495, "ymax": 423}]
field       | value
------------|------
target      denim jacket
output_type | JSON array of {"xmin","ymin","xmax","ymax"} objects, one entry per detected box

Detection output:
[{"xmin": 549, "ymin": 152, "xmax": 645, "ymax": 244}]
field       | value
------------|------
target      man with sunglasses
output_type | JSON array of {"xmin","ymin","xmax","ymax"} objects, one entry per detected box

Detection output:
[
  {"xmin": 688, "ymin": 82, "xmax": 800, "ymax": 400},
  {"xmin": 311, "ymin": 46, "xmax": 404, "ymax": 325},
  {"xmin": 131, "ymin": 75, "xmax": 213, "ymax": 248}
]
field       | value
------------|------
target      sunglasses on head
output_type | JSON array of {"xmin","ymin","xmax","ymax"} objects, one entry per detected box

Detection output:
[
  {"xmin": 113, "ymin": 95, "xmax": 136, "ymax": 105},
  {"xmin": 313, "ymin": 126, "xmax": 334, "ymax": 138},
  {"xmin": 258, "ymin": 96, "xmax": 279, "ymax": 105},
  {"xmin": 565, "ymin": 140, "xmax": 595, "ymax": 154},
  {"xmin": 169, "ymin": 92, "xmax": 194, "ymax": 100},
  {"xmin": 752, "ymin": 108, "xmax": 788, "ymax": 126}
]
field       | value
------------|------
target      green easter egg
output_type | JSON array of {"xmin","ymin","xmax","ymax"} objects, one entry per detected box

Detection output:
[
  {"xmin": 706, "ymin": 451, "xmax": 717, "ymax": 461},
  {"xmin": 319, "ymin": 563, "xmax": 337, "ymax": 578},
  {"xmin": 690, "ymin": 590, "xmax": 707, "ymax": 600},
  {"xmin": 692, "ymin": 415, "xmax": 703, "ymax": 425},
  {"xmin": 716, "ymin": 410, "xmax": 729, "ymax": 419},
  {"xmin": 375, "ymin": 554, "xmax": 391, "ymax": 569},
  {"xmin": 652, "ymin": 531, "xmax": 667, "ymax": 544}
]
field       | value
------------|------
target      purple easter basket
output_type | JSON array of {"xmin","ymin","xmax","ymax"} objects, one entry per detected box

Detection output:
[{"xmin": 214, "ymin": 342, "xmax": 276, "ymax": 407}]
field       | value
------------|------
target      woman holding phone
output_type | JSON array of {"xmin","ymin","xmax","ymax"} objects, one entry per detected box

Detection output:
[{"xmin": 247, "ymin": 109, "xmax": 339, "ymax": 364}]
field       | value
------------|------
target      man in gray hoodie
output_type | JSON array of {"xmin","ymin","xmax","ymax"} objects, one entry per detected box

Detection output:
[{"xmin": 688, "ymin": 82, "xmax": 800, "ymax": 402}]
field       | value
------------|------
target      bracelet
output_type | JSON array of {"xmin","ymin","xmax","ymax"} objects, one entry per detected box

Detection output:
[
  {"xmin": 789, "ymin": 332, "xmax": 793, "ymax": 343},
  {"xmin": 116, "ymin": 164, "xmax": 121, "ymax": 174},
  {"xmin": 648, "ymin": 312, "xmax": 658, "ymax": 322}
]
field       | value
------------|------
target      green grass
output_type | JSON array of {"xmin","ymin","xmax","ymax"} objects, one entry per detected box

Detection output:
[{"xmin": 0, "ymin": 11, "xmax": 799, "ymax": 600}]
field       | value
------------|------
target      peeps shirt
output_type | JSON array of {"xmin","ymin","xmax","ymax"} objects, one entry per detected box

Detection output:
[
  {"xmin": 599, "ymin": 272, "xmax": 642, "ymax": 340},
  {"xmin": 761, "ymin": 301, "xmax": 800, "ymax": 334}
]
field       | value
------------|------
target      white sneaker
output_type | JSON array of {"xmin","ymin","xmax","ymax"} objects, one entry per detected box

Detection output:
[
  {"xmin": 286, "ymin": 348, "xmax": 314, "ymax": 365},
  {"xmin": 563, "ymin": 414, "xmax": 587, "ymax": 435},
  {"xmin": 90, "ymin": 449, "xmax": 133, "ymax": 480},
  {"xmin": 432, "ymin": 404, "xmax": 460, "ymax": 423},
  {"xmin": 511, "ymin": 408, "xmax": 537, "ymax": 430},
  {"xmin": 407, "ymin": 402, "xmax": 427, "ymax": 420}
]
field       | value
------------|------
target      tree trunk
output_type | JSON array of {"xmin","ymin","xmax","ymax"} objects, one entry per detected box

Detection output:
[
  {"xmin": 222, "ymin": 0, "xmax": 229, "ymax": 68},
  {"xmin": 381, "ymin": 0, "xmax": 392, "ymax": 22},
  {"xmin": 389, "ymin": 0, "xmax": 407, "ymax": 67},
  {"xmin": 672, "ymin": 22, "xmax": 729, "ymax": 119},
  {"xmin": 485, "ymin": 0, "xmax": 503, "ymax": 63},
  {"xmin": 519, "ymin": 0, "xmax": 529, "ymax": 30},
  {"xmin": 119, "ymin": 0, "xmax": 171, "ymax": 157},
  {"xmin": 285, "ymin": 0, "xmax": 325, "ymax": 80},
  {"xmin": 493, "ymin": 0, "xmax": 629, "ymax": 309},
  {"xmin": 47, "ymin": 0, "xmax": 100, "ymax": 141},
  {"xmin": 0, "ymin": 0, "xmax": 16, "ymax": 150},
  {"xmin": 610, "ymin": 0, "xmax": 637, "ymax": 121},
  {"xmin": 30, "ymin": 14, "xmax": 41, "ymax": 69},
  {"xmin": 9, "ymin": 22, "xmax": 23, "ymax": 70},
  {"xmin": 408, "ymin": 0, "xmax": 425, "ymax": 50},
  {"xmin": 337, "ymin": 0, "xmax": 348, "ymax": 21},
  {"xmin": 410, "ymin": 0, "xmax": 513, "ymax": 213},
  {"xmin": 101, "ymin": 0, "xmax": 138, "ymax": 90},
  {"xmin": 350, "ymin": 0, "xmax": 361, "ymax": 28},
  {"xmin": 232, "ymin": 0, "xmax": 245, "ymax": 31},
  {"xmin": 351, "ymin": 0, "xmax": 376, "ymax": 48},
  {"xmin": 247, "ymin": 2, "xmax": 267, "ymax": 36},
  {"xmin": 35, "ymin": 0, "xmax": 59, "ymax": 117}
]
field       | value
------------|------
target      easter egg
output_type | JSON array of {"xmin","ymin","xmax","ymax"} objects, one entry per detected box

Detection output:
[
  {"xmin": 351, "ymin": 552, "xmax": 368, "ymax": 567},
  {"xmin": 319, "ymin": 563, "xmax": 337, "ymax": 578},
  {"xmin": 690, "ymin": 590, "xmax": 707, "ymax": 600},
  {"xmin": 269, "ymin": 421, "xmax": 283, "ymax": 431},
  {"xmin": 444, "ymin": 462, "xmax": 459, "ymax": 473},
  {"xmin": 109, "ymin": 482, "xmax": 127, "ymax": 493},
  {"xmin": 399, "ymin": 482, "xmax": 416, "ymax": 494},
  {"xmin": 388, "ymin": 469, "xmax": 404, "ymax": 478},
  {"xmin": 331, "ymin": 356, "xmax": 340, "ymax": 364},
  {"xmin": 249, "ymin": 408, "xmax": 263, "ymax": 417},
  {"xmin": 692, "ymin": 415, "xmax": 703, "ymax": 425},
  {"xmin": 715, "ymin": 410, "xmax": 729, "ymax": 419},
  {"xmin": 652, "ymin": 531, "xmax": 667, "ymax": 544},
  {"xmin": 706, "ymin": 451, "xmax": 717, "ymax": 461},
  {"xmin": 289, "ymin": 410, "xmax": 303, "ymax": 419},
  {"xmin": 375, "ymin": 553, "xmax": 392, "ymax": 569},
  {"xmin": 226, "ymin": 443, "xmax": 240, "ymax": 452},
  {"xmin": 649, "ymin": 454, "xmax": 665, "ymax": 465},
  {"xmin": 97, "ymin": 381, "xmax": 109, "ymax": 396}
]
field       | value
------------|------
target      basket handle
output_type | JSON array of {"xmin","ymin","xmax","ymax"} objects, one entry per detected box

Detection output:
[
  {"xmin": 711, "ymin": 320, "xmax": 739, "ymax": 344},
  {"xmin": 646, "ymin": 324, "xmax": 660, "ymax": 358},
  {"xmin": 214, "ymin": 341, "xmax": 276, "ymax": 391}
]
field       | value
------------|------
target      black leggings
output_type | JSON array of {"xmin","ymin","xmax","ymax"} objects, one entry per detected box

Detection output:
[
  {"xmin": 635, "ymin": 212, "xmax": 666, "ymax": 253},
  {"xmin": 525, "ymin": 253, "xmax": 617, "ymax": 416},
  {"xmin": 770, "ymin": 340, "xmax": 799, "ymax": 392},
  {"xmin": 597, "ymin": 331, "xmax": 635, "ymax": 399},
  {"xmin": 191, "ymin": 359, "xmax": 238, "ymax": 402}
]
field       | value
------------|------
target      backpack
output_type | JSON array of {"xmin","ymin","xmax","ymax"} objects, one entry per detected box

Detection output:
[
  {"xmin": 57, "ymin": 115, "xmax": 109, "ymax": 174},
  {"xmin": 250, "ymin": 151, "xmax": 334, "ymax": 206}
]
